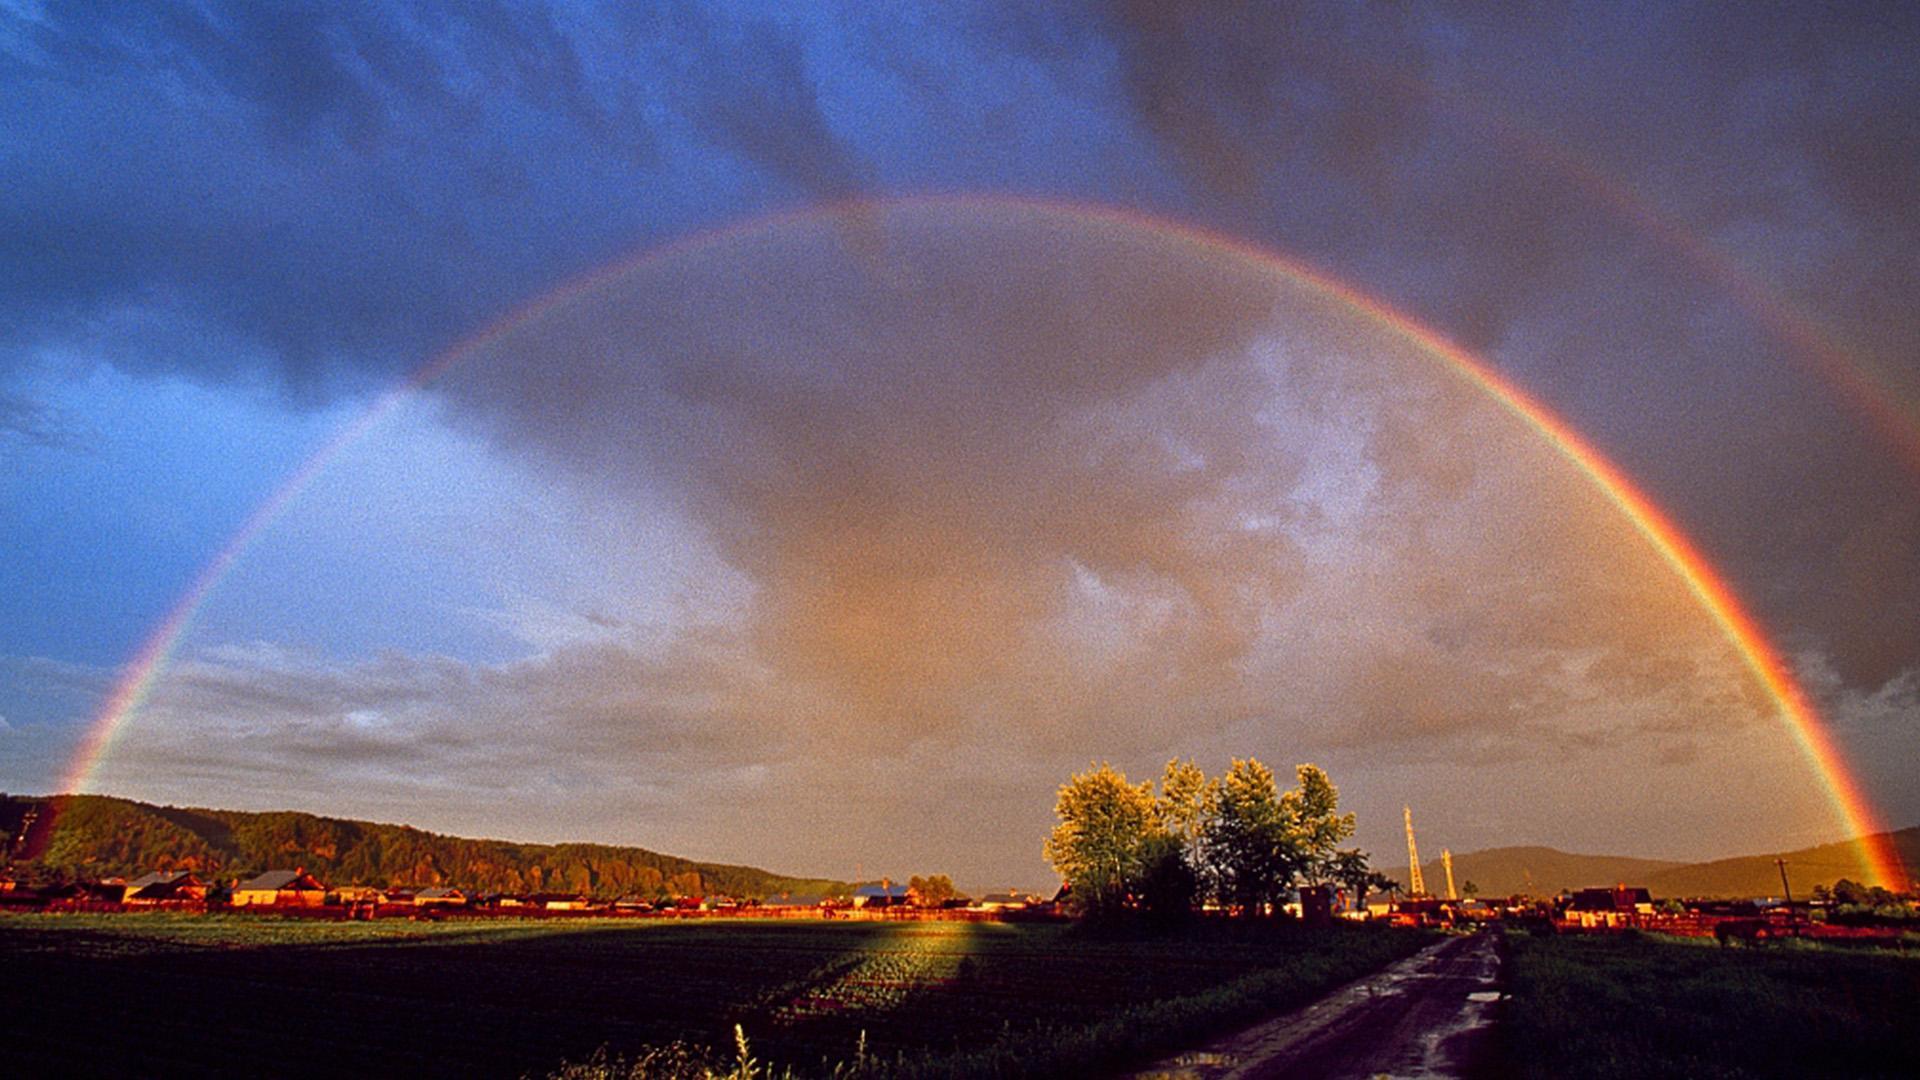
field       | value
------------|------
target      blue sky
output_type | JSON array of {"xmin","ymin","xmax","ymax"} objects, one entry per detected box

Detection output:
[{"xmin": 4, "ymin": 2, "xmax": 1919, "ymax": 887}]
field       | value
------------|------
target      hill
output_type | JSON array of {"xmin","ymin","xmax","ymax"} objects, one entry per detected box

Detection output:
[
  {"xmin": 1383, "ymin": 828, "xmax": 1920, "ymax": 899},
  {"xmin": 1645, "ymin": 827, "xmax": 1920, "ymax": 898},
  {"xmin": 0, "ymin": 793, "xmax": 847, "ymax": 900},
  {"xmin": 1381, "ymin": 846, "xmax": 1686, "ymax": 898}
]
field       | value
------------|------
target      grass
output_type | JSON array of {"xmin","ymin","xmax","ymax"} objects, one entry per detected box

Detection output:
[
  {"xmin": 0, "ymin": 911, "xmax": 1427, "ymax": 1078},
  {"xmin": 1497, "ymin": 930, "xmax": 1920, "ymax": 1080}
]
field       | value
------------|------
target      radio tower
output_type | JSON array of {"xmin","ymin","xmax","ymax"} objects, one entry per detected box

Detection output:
[
  {"xmin": 1404, "ymin": 806, "xmax": 1426, "ymax": 896},
  {"xmin": 1443, "ymin": 849, "xmax": 1458, "ymax": 900}
]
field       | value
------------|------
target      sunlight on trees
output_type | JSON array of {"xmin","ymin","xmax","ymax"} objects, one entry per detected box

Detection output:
[{"xmin": 1043, "ymin": 757, "xmax": 1369, "ymax": 918}]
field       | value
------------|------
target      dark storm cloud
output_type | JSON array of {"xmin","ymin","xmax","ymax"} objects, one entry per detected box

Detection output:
[
  {"xmin": 1067, "ymin": 1, "xmax": 1920, "ymax": 695},
  {"xmin": 0, "ymin": 1, "xmax": 873, "ymax": 392}
]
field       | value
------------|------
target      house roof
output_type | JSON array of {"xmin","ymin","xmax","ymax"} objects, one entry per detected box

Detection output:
[
  {"xmin": 416, "ymin": 886, "xmax": 464, "ymax": 899},
  {"xmin": 762, "ymin": 893, "xmax": 830, "ymax": 907},
  {"xmin": 127, "ymin": 871, "xmax": 195, "ymax": 890},
  {"xmin": 1567, "ymin": 886, "xmax": 1652, "ymax": 911},
  {"xmin": 236, "ymin": 870, "xmax": 323, "ymax": 892},
  {"xmin": 854, "ymin": 884, "xmax": 911, "ymax": 899}
]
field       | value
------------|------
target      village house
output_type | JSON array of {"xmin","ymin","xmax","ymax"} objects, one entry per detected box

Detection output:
[
  {"xmin": 89, "ymin": 876, "xmax": 128, "ymax": 901},
  {"xmin": 414, "ymin": 886, "xmax": 467, "ymax": 907},
  {"xmin": 232, "ymin": 869, "xmax": 327, "ymax": 908},
  {"xmin": 852, "ymin": 883, "xmax": 912, "ymax": 908},
  {"xmin": 1563, "ymin": 885, "xmax": 1655, "ymax": 928},
  {"xmin": 123, "ymin": 870, "xmax": 209, "ymax": 905},
  {"xmin": 975, "ymin": 891, "xmax": 1032, "ymax": 911},
  {"xmin": 331, "ymin": 885, "xmax": 382, "ymax": 905}
]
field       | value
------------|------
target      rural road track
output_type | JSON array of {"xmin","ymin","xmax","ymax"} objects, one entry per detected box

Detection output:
[{"xmin": 1126, "ymin": 929, "xmax": 1505, "ymax": 1080}]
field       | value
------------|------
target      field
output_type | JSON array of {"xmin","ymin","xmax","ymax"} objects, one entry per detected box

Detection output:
[
  {"xmin": 1498, "ymin": 930, "xmax": 1920, "ymax": 1079},
  {"xmin": 0, "ymin": 913, "xmax": 1426, "ymax": 1078}
]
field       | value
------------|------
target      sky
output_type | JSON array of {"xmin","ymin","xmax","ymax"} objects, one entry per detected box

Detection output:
[{"xmin": 4, "ymin": 2, "xmax": 1919, "ymax": 890}]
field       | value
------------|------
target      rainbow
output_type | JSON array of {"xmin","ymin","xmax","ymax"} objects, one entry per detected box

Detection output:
[
  {"xmin": 1265, "ymin": 41, "xmax": 1920, "ymax": 478},
  {"xmin": 59, "ymin": 195, "xmax": 1909, "ymax": 888},
  {"xmin": 1453, "ymin": 104, "xmax": 1920, "ymax": 480}
]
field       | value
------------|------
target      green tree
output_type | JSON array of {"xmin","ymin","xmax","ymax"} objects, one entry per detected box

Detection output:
[
  {"xmin": 1135, "ymin": 831, "xmax": 1199, "ymax": 925},
  {"xmin": 1329, "ymin": 848, "xmax": 1374, "ymax": 911},
  {"xmin": 1367, "ymin": 872, "xmax": 1401, "ymax": 905},
  {"xmin": 909, "ymin": 874, "xmax": 956, "ymax": 907},
  {"xmin": 1285, "ymin": 764, "xmax": 1356, "ymax": 886},
  {"xmin": 1147, "ymin": 758, "xmax": 1209, "ymax": 921},
  {"xmin": 1203, "ymin": 758, "xmax": 1296, "ymax": 916},
  {"xmin": 1043, "ymin": 763, "xmax": 1159, "ymax": 918},
  {"xmin": 1157, "ymin": 758, "xmax": 1210, "ymax": 851}
]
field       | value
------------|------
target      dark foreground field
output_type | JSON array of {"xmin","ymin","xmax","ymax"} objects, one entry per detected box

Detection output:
[
  {"xmin": 1498, "ymin": 931, "xmax": 1920, "ymax": 1080},
  {"xmin": 0, "ymin": 913, "xmax": 1425, "ymax": 1078}
]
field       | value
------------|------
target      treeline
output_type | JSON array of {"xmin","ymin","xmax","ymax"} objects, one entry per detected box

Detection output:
[
  {"xmin": 0, "ymin": 794, "xmax": 846, "ymax": 900},
  {"xmin": 1044, "ymin": 759, "xmax": 1396, "ymax": 919}
]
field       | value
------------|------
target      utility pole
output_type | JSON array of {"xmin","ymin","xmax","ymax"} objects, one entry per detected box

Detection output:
[
  {"xmin": 1776, "ymin": 858, "xmax": 1796, "ymax": 931},
  {"xmin": 1405, "ymin": 807, "xmax": 1426, "ymax": 897}
]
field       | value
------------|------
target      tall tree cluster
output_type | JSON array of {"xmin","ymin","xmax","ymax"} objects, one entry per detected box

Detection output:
[{"xmin": 1044, "ymin": 758, "xmax": 1369, "ymax": 919}]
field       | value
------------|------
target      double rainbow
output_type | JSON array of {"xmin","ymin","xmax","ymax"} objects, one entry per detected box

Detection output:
[{"xmin": 59, "ymin": 196, "xmax": 1909, "ymax": 888}]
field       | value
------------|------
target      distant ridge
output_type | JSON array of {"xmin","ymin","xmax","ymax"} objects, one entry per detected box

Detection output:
[
  {"xmin": 1382, "ymin": 828, "xmax": 1920, "ymax": 899},
  {"xmin": 0, "ymin": 793, "xmax": 848, "ymax": 900},
  {"xmin": 1381, "ymin": 846, "xmax": 1685, "ymax": 899}
]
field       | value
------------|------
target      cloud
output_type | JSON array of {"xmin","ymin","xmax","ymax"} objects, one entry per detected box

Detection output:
[
  {"xmin": 229, "ymin": 200, "xmax": 1821, "ymax": 872},
  {"xmin": 0, "ymin": 1, "xmax": 878, "ymax": 394},
  {"xmin": 0, "ymin": 390, "xmax": 90, "ymax": 450},
  {"xmin": 1066, "ymin": 2, "xmax": 1920, "ymax": 693},
  {"xmin": 10, "ymin": 4, "xmax": 1920, "ymax": 869}
]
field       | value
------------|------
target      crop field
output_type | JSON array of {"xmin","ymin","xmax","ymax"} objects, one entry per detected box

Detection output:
[
  {"xmin": 0, "ymin": 913, "xmax": 1426, "ymax": 1078},
  {"xmin": 1497, "ymin": 930, "xmax": 1920, "ymax": 1079}
]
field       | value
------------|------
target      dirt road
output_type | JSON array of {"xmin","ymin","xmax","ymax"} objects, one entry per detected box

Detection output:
[{"xmin": 1127, "ymin": 929, "xmax": 1505, "ymax": 1080}]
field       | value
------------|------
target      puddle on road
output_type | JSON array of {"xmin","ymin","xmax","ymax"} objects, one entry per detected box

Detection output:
[
  {"xmin": 1466, "ymin": 991, "xmax": 1501, "ymax": 1003},
  {"xmin": 1132, "ymin": 1051, "xmax": 1239, "ymax": 1080}
]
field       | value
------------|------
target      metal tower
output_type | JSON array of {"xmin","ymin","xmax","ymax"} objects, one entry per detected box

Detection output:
[
  {"xmin": 1404, "ymin": 806, "xmax": 1426, "ymax": 896},
  {"xmin": 1443, "ymin": 849, "xmax": 1457, "ymax": 900}
]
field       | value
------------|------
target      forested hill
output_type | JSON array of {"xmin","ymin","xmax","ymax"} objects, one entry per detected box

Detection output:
[{"xmin": 0, "ymin": 794, "xmax": 848, "ymax": 900}]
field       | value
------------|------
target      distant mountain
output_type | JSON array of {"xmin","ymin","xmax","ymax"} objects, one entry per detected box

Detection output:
[
  {"xmin": 0, "ymin": 794, "xmax": 848, "ymax": 900},
  {"xmin": 1645, "ymin": 827, "xmax": 1920, "ymax": 899},
  {"xmin": 1380, "ymin": 846, "xmax": 1686, "ymax": 898},
  {"xmin": 1381, "ymin": 828, "xmax": 1920, "ymax": 899}
]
